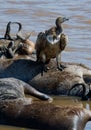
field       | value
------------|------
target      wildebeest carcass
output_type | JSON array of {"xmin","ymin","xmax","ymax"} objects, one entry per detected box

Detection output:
[{"xmin": 0, "ymin": 21, "xmax": 35, "ymax": 59}]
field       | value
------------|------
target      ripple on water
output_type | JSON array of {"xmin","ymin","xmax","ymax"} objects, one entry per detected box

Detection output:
[{"xmin": 0, "ymin": 0, "xmax": 91, "ymax": 129}]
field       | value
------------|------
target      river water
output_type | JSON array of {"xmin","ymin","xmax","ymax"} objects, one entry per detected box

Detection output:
[{"xmin": 0, "ymin": 0, "xmax": 91, "ymax": 130}]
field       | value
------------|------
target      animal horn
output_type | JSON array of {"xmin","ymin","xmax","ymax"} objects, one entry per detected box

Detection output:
[
  {"xmin": 4, "ymin": 21, "xmax": 11, "ymax": 40},
  {"xmin": 4, "ymin": 22, "xmax": 23, "ymax": 40},
  {"xmin": 13, "ymin": 22, "xmax": 22, "ymax": 32},
  {"xmin": 68, "ymin": 83, "xmax": 90, "ymax": 100},
  {"xmin": 81, "ymin": 84, "xmax": 90, "ymax": 100}
]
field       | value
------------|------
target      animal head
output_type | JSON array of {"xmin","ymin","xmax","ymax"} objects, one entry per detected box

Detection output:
[
  {"xmin": 55, "ymin": 16, "xmax": 69, "ymax": 27},
  {"xmin": 4, "ymin": 21, "xmax": 32, "ymax": 43},
  {"xmin": 46, "ymin": 17, "xmax": 69, "ymax": 44},
  {"xmin": 0, "ymin": 22, "xmax": 34, "ymax": 59}
]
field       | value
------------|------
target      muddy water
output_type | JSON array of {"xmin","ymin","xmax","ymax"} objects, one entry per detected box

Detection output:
[{"xmin": 0, "ymin": 0, "xmax": 91, "ymax": 129}]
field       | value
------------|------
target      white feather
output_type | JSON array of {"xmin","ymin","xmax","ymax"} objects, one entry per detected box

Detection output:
[{"xmin": 46, "ymin": 34, "xmax": 61, "ymax": 44}]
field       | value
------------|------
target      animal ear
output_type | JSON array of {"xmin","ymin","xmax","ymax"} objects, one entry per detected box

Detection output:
[{"xmin": 17, "ymin": 31, "xmax": 34, "ymax": 41}]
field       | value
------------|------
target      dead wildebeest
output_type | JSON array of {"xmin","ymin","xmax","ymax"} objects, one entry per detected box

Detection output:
[
  {"xmin": 0, "ymin": 21, "xmax": 35, "ymax": 59},
  {"xmin": 0, "ymin": 79, "xmax": 91, "ymax": 130},
  {"xmin": 0, "ymin": 57, "xmax": 91, "ymax": 100},
  {"xmin": 29, "ymin": 60, "xmax": 91, "ymax": 100}
]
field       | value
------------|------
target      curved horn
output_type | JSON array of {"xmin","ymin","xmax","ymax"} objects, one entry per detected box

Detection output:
[
  {"xmin": 4, "ymin": 21, "xmax": 11, "ymax": 40},
  {"xmin": 81, "ymin": 84, "xmax": 90, "ymax": 100},
  {"xmin": 68, "ymin": 83, "xmax": 90, "ymax": 100},
  {"xmin": 4, "ymin": 22, "xmax": 23, "ymax": 40},
  {"xmin": 11, "ymin": 22, "xmax": 22, "ymax": 32}
]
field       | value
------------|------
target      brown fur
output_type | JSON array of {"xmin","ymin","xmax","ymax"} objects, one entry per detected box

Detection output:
[
  {"xmin": 29, "ymin": 60, "xmax": 91, "ymax": 97},
  {"xmin": 0, "ymin": 37, "xmax": 35, "ymax": 59},
  {"xmin": 0, "ymin": 58, "xmax": 90, "ymax": 98},
  {"xmin": 15, "ymin": 39, "xmax": 35, "ymax": 56},
  {"xmin": 0, "ymin": 22, "xmax": 35, "ymax": 59},
  {"xmin": 0, "ymin": 99, "xmax": 91, "ymax": 130},
  {"xmin": 29, "ymin": 68, "xmax": 86, "ymax": 95}
]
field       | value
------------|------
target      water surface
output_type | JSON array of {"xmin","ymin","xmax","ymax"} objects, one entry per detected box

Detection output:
[{"xmin": 0, "ymin": 0, "xmax": 91, "ymax": 129}]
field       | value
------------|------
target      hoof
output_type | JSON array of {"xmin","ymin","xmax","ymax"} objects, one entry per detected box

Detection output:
[{"xmin": 41, "ymin": 94, "xmax": 53, "ymax": 102}]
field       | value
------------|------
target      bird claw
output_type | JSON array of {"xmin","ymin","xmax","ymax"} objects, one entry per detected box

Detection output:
[
  {"xmin": 57, "ymin": 64, "xmax": 66, "ymax": 71},
  {"xmin": 44, "ymin": 66, "xmax": 50, "ymax": 72},
  {"xmin": 41, "ymin": 66, "xmax": 50, "ymax": 76}
]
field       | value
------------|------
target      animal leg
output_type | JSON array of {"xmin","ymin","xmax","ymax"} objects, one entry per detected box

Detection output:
[
  {"xmin": 37, "ymin": 53, "xmax": 48, "ymax": 75},
  {"xmin": 56, "ymin": 53, "xmax": 66, "ymax": 71},
  {"xmin": 24, "ymin": 83, "xmax": 53, "ymax": 101}
]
